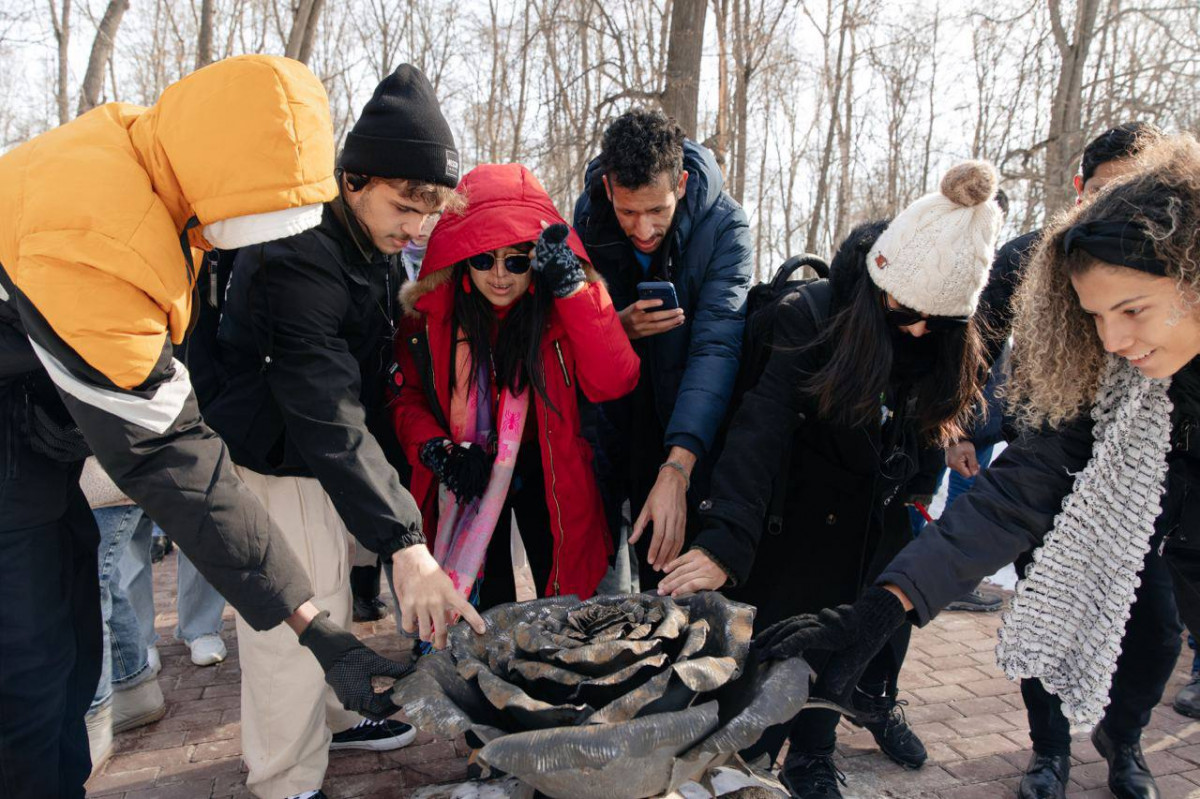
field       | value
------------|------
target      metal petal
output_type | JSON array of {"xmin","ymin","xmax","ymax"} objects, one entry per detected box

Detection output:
[
  {"xmin": 459, "ymin": 657, "xmax": 595, "ymax": 730},
  {"xmin": 479, "ymin": 702, "xmax": 721, "ymax": 799}
]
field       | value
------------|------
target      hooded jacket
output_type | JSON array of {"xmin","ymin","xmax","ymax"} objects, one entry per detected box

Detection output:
[
  {"xmin": 572, "ymin": 140, "xmax": 752, "ymax": 459},
  {"xmin": 0, "ymin": 55, "xmax": 336, "ymax": 630},
  {"xmin": 392, "ymin": 164, "xmax": 640, "ymax": 598}
]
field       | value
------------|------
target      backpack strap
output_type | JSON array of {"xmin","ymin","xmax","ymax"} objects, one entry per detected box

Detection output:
[{"xmin": 766, "ymin": 278, "xmax": 832, "ymax": 536}]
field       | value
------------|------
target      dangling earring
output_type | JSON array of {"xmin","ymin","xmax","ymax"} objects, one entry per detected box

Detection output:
[{"xmin": 462, "ymin": 274, "xmax": 472, "ymax": 294}]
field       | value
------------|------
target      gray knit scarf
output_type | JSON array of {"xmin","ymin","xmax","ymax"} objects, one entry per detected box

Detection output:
[{"xmin": 996, "ymin": 356, "xmax": 1173, "ymax": 728}]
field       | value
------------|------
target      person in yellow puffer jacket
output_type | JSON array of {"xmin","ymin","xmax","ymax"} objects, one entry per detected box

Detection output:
[{"xmin": 0, "ymin": 55, "xmax": 478, "ymax": 798}]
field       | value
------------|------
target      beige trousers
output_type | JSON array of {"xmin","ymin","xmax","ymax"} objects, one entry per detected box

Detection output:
[{"xmin": 232, "ymin": 467, "xmax": 363, "ymax": 799}]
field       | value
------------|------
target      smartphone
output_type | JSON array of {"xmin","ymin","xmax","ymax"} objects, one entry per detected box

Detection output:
[{"xmin": 637, "ymin": 280, "xmax": 679, "ymax": 311}]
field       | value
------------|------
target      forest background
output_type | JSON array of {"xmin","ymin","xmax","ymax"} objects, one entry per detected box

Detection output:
[{"xmin": 0, "ymin": 0, "xmax": 1197, "ymax": 278}]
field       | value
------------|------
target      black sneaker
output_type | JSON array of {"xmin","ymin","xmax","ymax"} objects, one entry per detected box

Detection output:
[
  {"xmin": 779, "ymin": 752, "xmax": 846, "ymax": 799},
  {"xmin": 945, "ymin": 588, "xmax": 1003, "ymax": 612},
  {"xmin": 850, "ymin": 690, "xmax": 928, "ymax": 769},
  {"xmin": 353, "ymin": 596, "xmax": 389, "ymax": 623},
  {"xmin": 330, "ymin": 719, "xmax": 416, "ymax": 752},
  {"xmin": 1174, "ymin": 673, "xmax": 1200, "ymax": 719}
]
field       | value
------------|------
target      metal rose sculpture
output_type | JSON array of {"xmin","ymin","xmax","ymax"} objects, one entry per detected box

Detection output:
[{"xmin": 393, "ymin": 592, "xmax": 812, "ymax": 799}]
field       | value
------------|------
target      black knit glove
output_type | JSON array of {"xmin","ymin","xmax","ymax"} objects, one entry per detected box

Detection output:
[
  {"xmin": 753, "ymin": 586, "xmax": 907, "ymax": 706},
  {"xmin": 419, "ymin": 438, "xmax": 493, "ymax": 503},
  {"xmin": 533, "ymin": 223, "xmax": 585, "ymax": 298},
  {"xmin": 298, "ymin": 611, "xmax": 411, "ymax": 720}
]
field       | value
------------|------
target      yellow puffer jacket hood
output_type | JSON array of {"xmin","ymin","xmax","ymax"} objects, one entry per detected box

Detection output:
[{"xmin": 0, "ymin": 55, "xmax": 336, "ymax": 389}]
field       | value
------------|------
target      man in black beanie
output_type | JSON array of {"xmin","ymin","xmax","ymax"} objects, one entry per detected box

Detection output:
[{"xmin": 202, "ymin": 64, "xmax": 483, "ymax": 799}]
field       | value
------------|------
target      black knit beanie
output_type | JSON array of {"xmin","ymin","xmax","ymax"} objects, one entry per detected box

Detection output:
[{"xmin": 340, "ymin": 64, "xmax": 461, "ymax": 188}]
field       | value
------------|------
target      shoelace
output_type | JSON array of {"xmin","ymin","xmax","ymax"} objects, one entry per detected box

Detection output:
[
  {"xmin": 792, "ymin": 754, "xmax": 848, "ymax": 790},
  {"xmin": 882, "ymin": 698, "xmax": 914, "ymax": 742}
]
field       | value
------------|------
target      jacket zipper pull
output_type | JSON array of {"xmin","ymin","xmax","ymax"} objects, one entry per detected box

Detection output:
[{"xmin": 554, "ymin": 340, "xmax": 571, "ymax": 387}]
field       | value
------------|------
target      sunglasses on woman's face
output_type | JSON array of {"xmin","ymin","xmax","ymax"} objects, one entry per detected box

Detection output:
[
  {"xmin": 467, "ymin": 252, "xmax": 533, "ymax": 274},
  {"xmin": 882, "ymin": 297, "xmax": 968, "ymax": 332}
]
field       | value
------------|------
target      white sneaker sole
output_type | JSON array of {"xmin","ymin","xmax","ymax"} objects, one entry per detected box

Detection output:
[
  {"xmin": 329, "ymin": 725, "xmax": 417, "ymax": 752},
  {"xmin": 112, "ymin": 703, "xmax": 167, "ymax": 734}
]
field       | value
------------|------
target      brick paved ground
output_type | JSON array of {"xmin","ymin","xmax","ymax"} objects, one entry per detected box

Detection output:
[{"xmin": 85, "ymin": 555, "xmax": 1200, "ymax": 799}]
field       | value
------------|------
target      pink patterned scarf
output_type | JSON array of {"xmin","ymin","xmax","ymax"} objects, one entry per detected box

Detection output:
[{"xmin": 432, "ymin": 334, "xmax": 529, "ymax": 599}]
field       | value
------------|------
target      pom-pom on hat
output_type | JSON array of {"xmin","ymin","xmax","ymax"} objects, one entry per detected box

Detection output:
[{"xmin": 867, "ymin": 160, "xmax": 1003, "ymax": 317}]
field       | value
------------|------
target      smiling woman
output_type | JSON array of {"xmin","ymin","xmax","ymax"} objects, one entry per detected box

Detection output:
[
  {"xmin": 763, "ymin": 133, "xmax": 1200, "ymax": 799},
  {"xmin": 1009, "ymin": 133, "xmax": 1200, "ymax": 426}
]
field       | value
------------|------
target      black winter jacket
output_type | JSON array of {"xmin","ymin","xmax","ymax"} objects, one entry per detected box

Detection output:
[
  {"xmin": 880, "ymin": 361, "xmax": 1200, "ymax": 632},
  {"xmin": 203, "ymin": 200, "xmax": 423, "ymax": 557},
  {"xmin": 692, "ymin": 259, "xmax": 941, "ymax": 630}
]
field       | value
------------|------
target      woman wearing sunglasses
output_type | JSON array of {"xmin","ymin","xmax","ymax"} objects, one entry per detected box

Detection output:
[
  {"xmin": 658, "ymin": 161, "xmax": 1000, "ymax": 798},
  {"xmin": 759, "ymin": 135, "xmax": 1200, "ymax": 799},
  {"xmin": 391, "ymin": 164, "xmax": 639, "ymax": 612}
]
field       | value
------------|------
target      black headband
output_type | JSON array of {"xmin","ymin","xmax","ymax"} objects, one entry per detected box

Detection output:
[{"xmin": 1062, "ymin": 219, "xmax": 1167, "ymax": 276}]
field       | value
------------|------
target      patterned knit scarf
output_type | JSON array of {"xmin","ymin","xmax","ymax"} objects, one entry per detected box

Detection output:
[
  {"xmin": 996, "ymin": 356, "xmax": 1172, "ymax": 728},
  {"xmin": 432, "ymin": 337, "xmax": 530, "ymax": 599}
]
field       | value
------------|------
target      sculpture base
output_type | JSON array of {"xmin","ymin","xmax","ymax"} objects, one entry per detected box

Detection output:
[{"xmin": 409, "ymin": 765, "xmax": 787, "ymax": 799}]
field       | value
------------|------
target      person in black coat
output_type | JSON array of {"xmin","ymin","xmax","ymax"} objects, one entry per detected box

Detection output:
[
  {"xmin": 759, "ymin": 134, "xmax": 1200, "ymax": 799},
  {"xmin": 661, "ymin": 161, "xmax": 1003, "ymax": 799}
]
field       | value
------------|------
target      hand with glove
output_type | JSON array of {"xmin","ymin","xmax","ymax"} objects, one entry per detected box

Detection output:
[
  {"xmin": 532, "ymin": 222, "xmax": 586, "ymax": 298},
  {"xmin": 420, "ymin": 438, "xmax": 493, "ymax": 503},
  {"xmin": 753, "ymin": 585, "xmax": 909, "ymax": 709},
  {"xmin": 299, "ymin": 611, "xmax": 411, "ymax": 720}
]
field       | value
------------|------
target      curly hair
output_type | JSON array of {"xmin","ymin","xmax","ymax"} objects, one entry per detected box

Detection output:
[
  {"xmin": 599, "ymin": 109, "xmax": 686, "ymax": 189},
  {"xmin": 1009, "ymin": 133, "xmax": 1200, "ymax": 428}
]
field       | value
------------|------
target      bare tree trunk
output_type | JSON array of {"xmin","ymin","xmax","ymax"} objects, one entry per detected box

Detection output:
[
  {"xmin": 49, "ymin": 0, "xmax": 71, "ymax": 125},
  {"xmin": 805, "ymin": 0, "xmax": 850, "ymax": 253},
  {"xmin": 662, "ymin": 0, "xmax": 707, "ymax": 135},
  {"xmin": 196, "ymin": 0, "xmax": 214, "ymax": 69},
  {"xmin": 76, "ymin": 0, "xmax": 129, "ymax": 116},
  {"xmin": 1042, "ymin": 0, "xmax": 1102, "ymax": 216},
  {"xmin": 296, "ymin": 0, "xmax": 323, "ymax": 64},
  {"xmin": 709, "ymin": 0, "xmax": 732, "ymax": 170},
  {"xmin": 284, "ymin": 0, "xmax": 323, "ymax": 64}
]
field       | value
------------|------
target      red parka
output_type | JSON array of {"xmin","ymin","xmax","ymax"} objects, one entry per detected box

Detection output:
[{"xmin": 392, "ymin": 164, "xmax": 640, "ymax": 599}]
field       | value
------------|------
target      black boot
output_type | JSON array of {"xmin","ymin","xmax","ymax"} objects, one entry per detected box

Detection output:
[
  {"xmin": 1173, "ymin": 672, "xmax": 1200, "ymax": 719},
  {"xmin": 1092, "ymin": 724, "xmax": 1160, "ymax": 799},
  {"xmin": 779, "ymin": 752, "xmax": 846, "ymax": 799},
  {"xmin": 1017, "ymin": 752, "xmax": 1070, "ymax": 799},
  {"xmin": 850, "ymin": 688, "xmax": 928, "ymax": 769}
]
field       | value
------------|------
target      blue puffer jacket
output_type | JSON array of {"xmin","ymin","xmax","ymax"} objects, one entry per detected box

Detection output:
[{"xmin": 572, "ymin": 140, "xmax": 753, "ymax": 457}]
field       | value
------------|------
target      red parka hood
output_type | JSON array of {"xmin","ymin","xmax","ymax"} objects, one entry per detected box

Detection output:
[{"xmin": 420, "ymin": 163, "xmax": 589, "ymax": 276}]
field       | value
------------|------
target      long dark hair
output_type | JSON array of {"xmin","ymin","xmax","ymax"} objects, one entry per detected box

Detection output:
[
  {"xmin": 450, "ymin": 260, "xmax": 556, "ymax": 412},
  {"xmin": 800, "ymin": 221, "xmax": 986, "ymax": 447}
]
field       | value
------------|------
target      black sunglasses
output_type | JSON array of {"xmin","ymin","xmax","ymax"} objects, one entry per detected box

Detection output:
[
  {"xmin": 467, "ymin": 252, "xmax": 533, "ymax": 274},
  {"xmin": 882, "ymin": 296, "xmax": 968, "ymax": 332}
]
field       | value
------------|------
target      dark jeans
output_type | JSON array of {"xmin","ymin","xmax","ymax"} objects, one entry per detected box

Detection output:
[
  {"xmin": 477, "ymin": 447, "xmax": 555, "ymax": 609},
  {"xmin": 743, "ymin": 622, "xmax": 914, "ymax": 762},
  {"xmin": 0, "ymin": 387, "xmax": 102, "ymax": 798},
  {"xmin": 1019, "ymin": 532, "xmax": 1182, "ymax": 755}
]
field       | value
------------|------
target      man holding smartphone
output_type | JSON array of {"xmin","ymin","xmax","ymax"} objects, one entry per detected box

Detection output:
[{"xmin": 573, "ymin": 109, "xmax": 753, "ymax": 591}]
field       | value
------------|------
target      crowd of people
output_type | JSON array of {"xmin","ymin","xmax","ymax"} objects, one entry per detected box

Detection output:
[{"xmin": 0, "ymin": 54, "xmax": 1197, "ymax": 799}]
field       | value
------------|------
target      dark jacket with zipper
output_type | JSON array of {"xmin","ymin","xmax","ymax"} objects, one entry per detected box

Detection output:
[
  {"xmin": 692, "ymin": 257, "xmax": 941, "ymax": 630},
  {"xmin": 202, "ymin": 200, "xmax": 423, "ymax": 557},
  {"xmin": 572, "ymin": 140, "xmax": 753, "ymax": 459},
  {"xmin": 880, "ymin": 359, "xmax": 1200, "ymax": 633}
]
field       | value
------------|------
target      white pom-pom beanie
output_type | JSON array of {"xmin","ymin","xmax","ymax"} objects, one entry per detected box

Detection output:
[{"xmin": 867, "ymin": 160, "xmax": 1003, "ymax": 317}]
